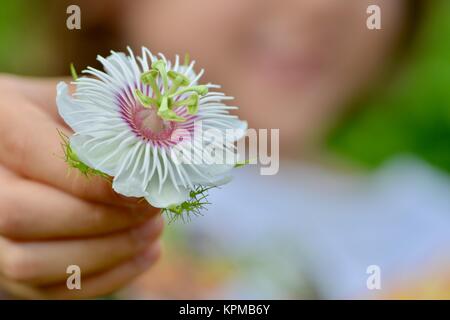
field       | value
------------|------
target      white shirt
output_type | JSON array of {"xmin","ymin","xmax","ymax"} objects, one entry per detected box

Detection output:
[{"xmin": 179, "ymin": 156, "xmax": 450, "ymax": 298}]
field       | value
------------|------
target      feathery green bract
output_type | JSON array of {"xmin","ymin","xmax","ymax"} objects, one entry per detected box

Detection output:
[
  {"xmin": 58, "ymin": 130, "xmax": 110, "ymax": 180},
  {"xmin": 162, "ymin": 185, "xmax": 215, "ymax": 223}
]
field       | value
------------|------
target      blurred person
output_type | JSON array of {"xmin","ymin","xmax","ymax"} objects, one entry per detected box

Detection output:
[{"xmin": 0, "ymin": 0, "xmax": 449, "ymax": 299}]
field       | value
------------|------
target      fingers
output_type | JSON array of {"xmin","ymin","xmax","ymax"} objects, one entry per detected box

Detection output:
[
  {"xmin": 0, "ymin": 217, "xmax": 163, "ymax": 286},
  {"xmin": 0, "ymin": 177, "xmax": 159, "ymax": 240},
  {"xmin": 0, "ymin": 243, "xmax": 161, "ymax": 299},
  {"xmin": 0, "ymin": 164, "xmax": 17, "ymax": 181},
  {"xmin": 0, "ymin": 74, "xmax": 68, "ymax": 123},
  {"xmin": 0, "ymin": 93, "xmax": 143, "ymax": 207},
  {"xmin": 42, "ymin": 243, "xmax": 161, "ymax": 299},
  {"xmin": 0, "ymin": 273, "xmax": 42, "ymax": 299}
]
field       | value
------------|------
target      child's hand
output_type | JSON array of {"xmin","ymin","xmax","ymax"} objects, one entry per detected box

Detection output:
[{"xmin": 0, "ymin": 75, "xmax": 163, "ymax": 299}]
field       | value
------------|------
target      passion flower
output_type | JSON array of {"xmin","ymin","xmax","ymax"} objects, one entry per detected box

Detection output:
[{"xmin": 56, "ymin": 47, "xmax": 247, "ymax": 219}]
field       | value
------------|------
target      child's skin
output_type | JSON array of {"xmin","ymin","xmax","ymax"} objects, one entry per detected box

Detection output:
[{"xmin": 0, "ymin": 0, "xmax": 408, "ymax": 298}]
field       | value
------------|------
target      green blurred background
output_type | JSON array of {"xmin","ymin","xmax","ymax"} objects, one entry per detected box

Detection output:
[{"xmin": 327, "ymin": 0, "xmax": 450, "ymax": 173}]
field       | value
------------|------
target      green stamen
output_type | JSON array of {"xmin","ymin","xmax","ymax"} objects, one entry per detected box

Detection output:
[
  {"xmin": 140, "ymin": 70, "xmax": 162, "ymax": 100},
  {"xmin": 151, "ymin": 60, "xmax": 169, "ymax": 93},
  {"xmin": 156, "ymin": 96, "xmax": 185, "ymax": 122},
  {"xmin": 167, "ymin": 71, "xmax": 191, "ymax": 95},
  {"xmin": 136, "ymin": 59, "xmax": 208, "ymax": 122},
  {"xmin": 134, "ymin": 89, "xmax": 156, "ymax": 108},
  {"xmin": 157, "ymin": 95, "xmax": 169, "ymax": 113},
  {"xmin": 172, "ymin": 85, "xmax": 208, "ymax": 97},
  {"xmin": 158, "ymin": 109, "xmax": 186, "ymax": 122},
  {"xmin": 173, "ymin": 93, "xmax": 199, "ymax": 115}
]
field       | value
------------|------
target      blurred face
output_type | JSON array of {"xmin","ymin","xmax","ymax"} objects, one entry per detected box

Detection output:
[{"xmin": 118, "ymin": 0, "xmax": 407, "ymax": 154}]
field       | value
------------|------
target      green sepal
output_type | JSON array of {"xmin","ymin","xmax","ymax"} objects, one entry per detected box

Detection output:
[
  {"xmin": 70, "ymin": 63, "xmax": 78, "ymax": 81},
  {"xmin": 183, "ymin": 52, "xmax": 190, "ymax": 66}
]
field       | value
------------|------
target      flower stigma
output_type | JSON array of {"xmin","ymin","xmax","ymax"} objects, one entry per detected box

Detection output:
[{"xmin": 134, "ymin": 59, "xmax": 208, "ymax": 123}]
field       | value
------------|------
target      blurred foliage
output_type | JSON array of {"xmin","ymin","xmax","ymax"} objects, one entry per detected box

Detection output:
[
  {"xmin": 327, "ymin": 0, "xmax": 450, "ymax": 173},
  {"xmin": 0, "ymin": 1, "xmax": 59, "ymax": 75}
]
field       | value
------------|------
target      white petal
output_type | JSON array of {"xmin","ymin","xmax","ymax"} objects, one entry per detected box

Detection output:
[
  {"xmin": 70, "ymin": 133, "xmax": 134, "ymax": 176},
  {"xmin": 226, "ymin": 119, "xmax": 248, "ymax": 141},
  {"xmin": 190, "ymin": 172, "xmax": 232, "ymax": 186},
  {"xmin": 112, "ymin": 173, "xmax": 148, "ymax": 198},
  {"xmin": 145, "ymin": 179, "xmax": 190, "ymax": 208},
  {"xmin": 56, "ymin": 82, "xmax": 92, "ymax": 132},
  {"xmin": 103, "ymin": 51, "xmax": 138, "ymax": 87},
  {"xmin": 184, "ymin": 163, "xmax": 234, "ymax": 186},
  {"xmin": 200, "ymin": 117, "xmax": 248, "ymax": 141},
  {"xmin": 74, "ymin": 78, "xmax": 119, "ymax": 113},
  {"xmin": 112, "ymin": 143, "xmax": 148, "ymax": 197}
]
